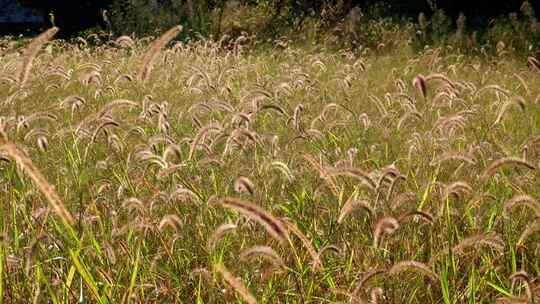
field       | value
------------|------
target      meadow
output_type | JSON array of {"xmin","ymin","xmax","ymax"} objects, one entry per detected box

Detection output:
[{"xmin": 0, "ymin": 25, "xmax": 540, "ymax": 303}]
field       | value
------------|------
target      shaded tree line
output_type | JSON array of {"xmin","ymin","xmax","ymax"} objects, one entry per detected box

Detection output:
[{"xmin": 16, "ymin": 0, "xmax": 540, "ymax": 36}]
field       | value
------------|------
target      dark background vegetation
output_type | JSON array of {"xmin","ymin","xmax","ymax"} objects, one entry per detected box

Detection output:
[
  {"xmin": 3, "ymin": 0, "xmax": 540, "ymax": 56},
  {"xmin": 11, "ymin": 0, "xmax": 538, "ymax": 35},
  {"xmin": 18, "ymin": 0, "xmax": 111, "ymax": 35}
]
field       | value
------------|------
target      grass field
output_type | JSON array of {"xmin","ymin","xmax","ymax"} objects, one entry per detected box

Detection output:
[{"xmin": 0, "ymin": 26, "xmax": 540, "ymax": 303}]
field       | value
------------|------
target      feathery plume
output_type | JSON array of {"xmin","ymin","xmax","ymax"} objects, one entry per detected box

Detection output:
[
  {"xmin": 239, "ymin": 245, "xmax": 284, "ymax": 268},
  {"xmin": 0, "ymin": 142, "xmax": 73, "ymax": 224},
  {"xmin": 481, "ymin": 157, "xmax": 535, "ymax": 180},
  {"xmin": 351, "ymin": 268, "xmax": 386, "ymax": 297},
  {"xmin": 207, "ymin": 223, "xmax": 237, "ymax": 251},
  {"xmin": 431, "ymin": 152, "xmax": 476, "ymax": 166},
  {"xmin": 528, "ymin": 57, "xmax": 540, "ymax": 72},
  {"xmin": 412, "ymin": 74, "xmax": 427, "ymax": 99},
  {"xmin": 452, "ymin": 233, "xmax": 504, "ymax": 255},
  {"xmin": 510, "ymin": 270, "xmax": 533, "ymax": 301},
  {"xmin": 373, "ymin": 216, "xmax": 400, "ymax": 248},
  {"xmin": 281, "ymin": 218, "xmax": 322, "ymax": 271},
  {"xmin": 304, "ymin": 154, "xmax": 340, "ymax": 196},
  {"xmin": 18, "ymin": 27, "xmax": 59, "ymax": 87},
  {"xmin": 517, "ymin": 220, "xmax": 540, "ymax": 247},
  {"xmin": 398, "ymin": 210, "xmax": 434, "ymax": 224},
  {"xmin": 388, "ymin": 261, "xmax": 439, "ymax": 283},
  {"xmin": 327, "ymin": 166, "xmax": 376, "ymax": 191},
  {"xmin": 496, "ymin": 296, "xmax": 529, "ymax": 304},
  {"xmin": 115, "ymin": 35, "xmax": 136, "ymax": 49},
  {"xmin": 234, "ymin": 176, "xmax": 255, "ymax": 196},
  {"xmin": 158, "ymin": 214, "xmax": 182, "ymax": 232},
  {"xmin": 218, "ymin": 198, "xmax": 289, "ymax": 244},
  {"xmin": 368, "ymin": 287, "xmax": 385, "ymax": 304},
  {"xmin": 503, "ymin": 194, "xmax": 540, "ymax": 218},
  {"xmin": 138, "ymin": 25, "xmax": 182, "ymax": 82},
  {"xmin": 337, "ymin": 198, "xmax": 373, "ymax": 224},
  {"xmin": 214, "ymin": 263, "xmax": 257, "ymax": 304}
]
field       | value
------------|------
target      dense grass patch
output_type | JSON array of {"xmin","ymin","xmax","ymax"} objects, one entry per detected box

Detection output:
[{"xmin": 0, "ymin": 27, "xmax": 539, "ymax": 302}]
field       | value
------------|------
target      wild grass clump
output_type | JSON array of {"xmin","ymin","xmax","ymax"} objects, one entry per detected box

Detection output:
[{"xmin": 0, "ymin": 25, "xmax": 539, "ymax": 302}]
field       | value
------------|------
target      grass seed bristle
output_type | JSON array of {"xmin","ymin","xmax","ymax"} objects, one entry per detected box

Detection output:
[
  {"xmin": 388, "ymin": 260, "xmax": 438, "ymax": 283},
  {"xmin": 18, "ymin": 27, "xmax": 59, "ymax": 87},
  {"xmin": 239, "ymin": 245, "xmax": 284, "ymax": 268},
  {"xmin": 207, "ymin": 223, "xmax": 237, "ymax": 251},
  {"xmin": 218, "ymin": 198, "xmax": 289, "ymax": 244},
  {"xmin": 214, "ymin": 263, "xmax": 257, "ymax": 304},
  {"xmin": 481, "ymin": 157, "xmax": 535, "ymax": 180},
  {"xmin": 337, "ymin": 198, "xmax": 373, "ymax": 224},
  {"xmin": 138, "ymin": 25, "xmax": 182, "ymax": 83},
  {"xmin": 373, "ymin": 216, "xmax": 400, "ymax": 248},
  {"xmin": 0, "ymin": 142, "xmax": 74, "ymax": 224}
]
